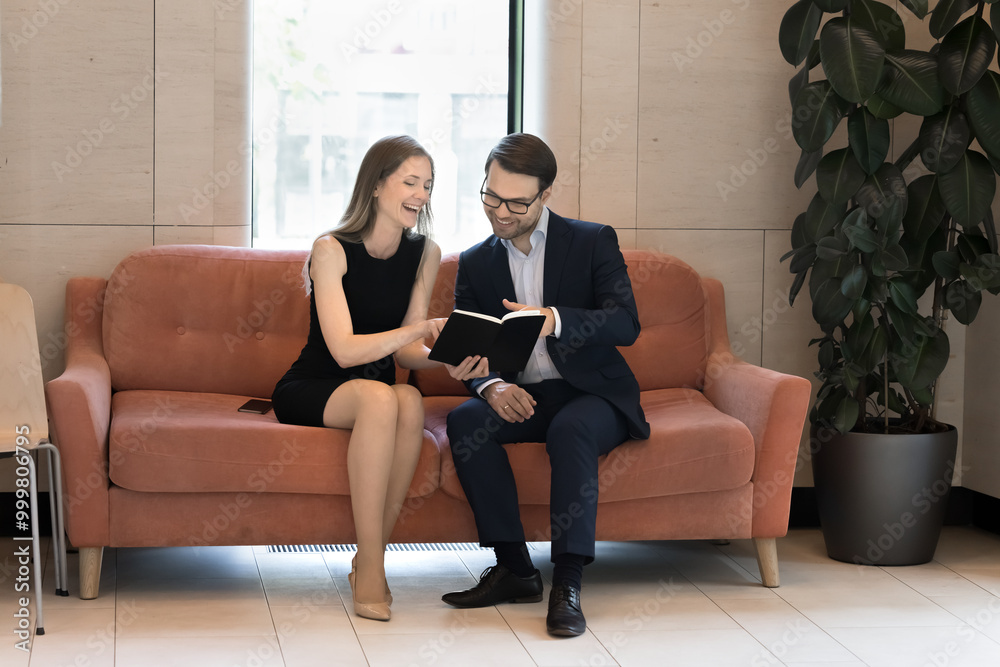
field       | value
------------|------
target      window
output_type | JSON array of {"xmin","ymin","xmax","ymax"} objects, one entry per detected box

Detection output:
[{"xmin": 252, "ymin": 0, "xmax": 519, "ymax": 253}]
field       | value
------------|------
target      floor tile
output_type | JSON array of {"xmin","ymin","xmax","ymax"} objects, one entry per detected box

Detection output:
[
  {"xmin": 929, "ymin": 591, "xmax": 1000, "ymax": 642},
  {"xmin": 270, "ymin": 605, "xmax": 368, "ymax": 667},
  {"xmin": 115, "ymin": 635, "xmax": 286, "ymax": 666},
  {"xmin": 358, "ymin": 631, "xmax": 536, "ymax": 667},
  {"xmin": 883, "ymin": 560, "xmax": 993, "ymax": 597},
  {"xmin": 715, "ymin": 597, "xmax": 861, "ymax": 663},
  {"xmin": 594, "ymin": 628, "xmax": 779, "ymax": 667},
  {"xmin": 584, "ymin": 579, "xmax": 740, "ymax": 633},
  {"xmin": 828, "ymin": 625, "xmax": 1000, "ymax": 667}
]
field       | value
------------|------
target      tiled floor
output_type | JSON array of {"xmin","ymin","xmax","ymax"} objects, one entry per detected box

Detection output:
[{"xmin": 2, "ymin": 527, "xmax": 1000, "ymax": 666}]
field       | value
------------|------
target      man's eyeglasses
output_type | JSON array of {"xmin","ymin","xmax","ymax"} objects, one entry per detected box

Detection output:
[{"xmin": 480, "ymin": 182, "xmax": 544, "ymax": 215}]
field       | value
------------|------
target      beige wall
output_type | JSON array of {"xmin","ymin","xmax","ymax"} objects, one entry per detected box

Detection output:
[{"xmin": 1, "ymin": 0, "xmax": 997, "ymax": 495}]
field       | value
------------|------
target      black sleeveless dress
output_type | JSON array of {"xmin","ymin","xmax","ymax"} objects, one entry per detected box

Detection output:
[{"xmin": 272, "ymin": 233, "xmax": 426, "ymax": 427}]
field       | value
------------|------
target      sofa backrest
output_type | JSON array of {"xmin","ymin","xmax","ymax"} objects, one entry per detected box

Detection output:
[
  {"xmin": 412, "ymin": 249, "xmax": 712, "ymax": 395},
  {"xmin": 103, "ymin": 245, "xmax": 311, "ymax": 397},
  {"xmin": 102, "ymin": 245, "xmax": 713, "ymax": 398}
]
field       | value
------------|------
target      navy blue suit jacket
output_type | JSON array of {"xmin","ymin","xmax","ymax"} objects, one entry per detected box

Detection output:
[{"xmin": 454, "ymin": 211, "xmax": 650, "ymax": 440}]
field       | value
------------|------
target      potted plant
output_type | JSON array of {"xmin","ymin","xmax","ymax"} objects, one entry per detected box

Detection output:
[{"xmin": 780, "ymin": 0, "xmax": 1000, "ymax": 565}]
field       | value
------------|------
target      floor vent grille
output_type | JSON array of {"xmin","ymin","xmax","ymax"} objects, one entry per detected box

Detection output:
[{"xmin": 266, "ymin": 542, "xmax": 507, "ymax": 554}]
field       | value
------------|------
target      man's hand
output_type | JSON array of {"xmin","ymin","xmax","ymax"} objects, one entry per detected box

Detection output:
[
  {"xmin": 502, "ymin": 299, "xmax": 555, "ymax": 338},
  {"xmin": 484, "ymin": 381, "xmax": 536, "ymax": 423}
]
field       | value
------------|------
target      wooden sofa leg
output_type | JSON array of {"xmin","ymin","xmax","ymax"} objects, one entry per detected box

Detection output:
[
  {"xmin": 79, "ymin": 547, "xmax": 103, "ymax": 599},
  {"xmin": 753, "ymin": 538, "xmax": 780, "ymax": 588}
]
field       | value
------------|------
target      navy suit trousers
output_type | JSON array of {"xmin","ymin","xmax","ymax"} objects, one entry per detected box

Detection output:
[{"xmin": 447, "ymin": 379, "xmax": 630, "ymax": 562}]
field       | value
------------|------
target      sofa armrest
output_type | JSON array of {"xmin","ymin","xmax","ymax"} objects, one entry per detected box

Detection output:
[
  {"xmin": 44, "ymin": 277, "xmax": 113, "ymax": 547},
  {"xmin": 703, "ymin": 353, "xmax": 811, "ymax": 537}
]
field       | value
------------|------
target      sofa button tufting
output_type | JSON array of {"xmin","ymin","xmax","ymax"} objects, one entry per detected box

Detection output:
[
  {"xmin": 177, "ymin": 326, "xmax": 185, "ymax": 335},
  {"xmin": 255, "ymin": 331, "xmax": 265, "ymax": 340}
]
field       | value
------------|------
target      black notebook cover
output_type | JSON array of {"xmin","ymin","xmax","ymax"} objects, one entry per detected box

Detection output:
[{"xmin": 428, "ymin": 309, "xmax": 546, "ymax": 372}]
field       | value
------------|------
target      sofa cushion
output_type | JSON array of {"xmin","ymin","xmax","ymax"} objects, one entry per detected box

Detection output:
[
  {"xmin": 103, "ymin": 245, "xmax": 311, "ymax": 397},
  {"xmin": 108, "ymin": 390, "xmax": 441, "ymax": 498},
  {"xmin": 431, "ymin": 388, "xmax": 755, "ymax": 504}
]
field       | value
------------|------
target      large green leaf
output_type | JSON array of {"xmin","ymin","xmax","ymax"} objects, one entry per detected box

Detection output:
[
  {"xmin": 880, "ymin": 242, "xmax": 910, "ymax": 271},
  {"xmin": 938, "ymin": 150, "xmax": 998, "ymax": 228},
  {"xmin": 817, "ymin": 235, "xmax": 850, "ymax": 260},
  {"xmin": 918, "ymin": 108, "xmax": 971, "ymax": 173},
  {"xmin": 780, "ymin": 0, "xmax": 824, "ymax": 66},
  {"xmin": 804, "ymin": 192, "xmax": 846, "ymax": 241},
  {"xmin": 933, "ymin": 250, "xmax": 962, "ymax": 280},
  {"xmin": 892, "ymin": 323, "xmax": 949, "ymax": 390},
  {"xmin": 946, "ymin": 280, "xmax": 982, "ymax": 324},
  {"xmin": 863, "ymin": 323, "xmax": 888, "ymax": 373},
  {"xmin": 790, "ymin": 269, "xmax": 810, "ymax": 307},
  {"xmin": 791, "ymin": 244, "xmax": 818, "ymax": 274},
  {"xmin": 820, "ymin": 17, "xmax": 886, "ymax": 103},
  {"xmin": 956, "ymin": 231, "xmax": 991, "ymax": 263},
  {"xmin": 849, "ymin": 107, "xmax": 891, "ymax": 174},
  {"xmin": 794, "ymin": 148, "xmax": 824, "ymax": 189},
  {"xmin": 817, "ymin": 148, "xmax": 867, "ymax": 205},
  {"xmin": 841, "ymin": 264, "xmax": 869, "ymax": 299},
  {"xmin": 888, "ymin": 278, "xmax": 919, "ymax": 313},
  {"xmin": 844, "ymin": 222, "xmax": 880, "ymax": 253},
  {"xmin": 812, "ymin": 278, "xmax": 856, "ymax": 328},
  {"xmin": 791, "ymin": 212, "xmax": 809, "ymax": 249},
  {"xmin": 929, "ymin": 0, "xmax": 977, "ymax": 40},
  {"xmin": 789, "ymin": 63, "xmax": 811, "ymax": 108},
  {"xmin": 851, "ymin": 0, "xmax": 906, "ymax": 52},
  {"xmin": 938, "ymin": 17, "xmax": 997, "ymax": 95},
  {"xmin": 878, "ymin": 51, "xmax": 947, "ymax": 116},
  {"xmin": 866, "ymin": 93, "xmax": 904, "ymax": 119},
  {"xmin": 902, "ymin": 175, "xmax": 947, "ymax": 243},
  {"xmin": 899, "ymin": 0, "xmax": 929, "ymax": 20},
  {"xmin": 792, "ymin": 82, "xmax": 851, "ymax": 152},
  {"xmin": 846, "ymin": 312, "xmax": 876, "ymax": 361},
  {"xmin": 833, "ymin": 395, "xmax": 861, "ymax": 434},
  {"xmin": 967, "ymin": 71, "xmax": 1000, "ymax": 162},
  {"xmin": 856, "ymin": 163, "xmax": 908, "ymax": 232}
]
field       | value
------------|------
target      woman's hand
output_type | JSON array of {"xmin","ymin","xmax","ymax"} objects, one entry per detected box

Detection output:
[
  {"xmin": 422, "ymin": 317, "xmax": 447, "ymax": 341},
  {"xmin": 445, "ymin": 355, "xmax": 490, "ymax": 381}
]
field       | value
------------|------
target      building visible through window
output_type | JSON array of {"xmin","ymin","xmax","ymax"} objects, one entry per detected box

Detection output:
[{"xmin": 253, "ymin": 1, "xmax": 512, "ymax": 253}]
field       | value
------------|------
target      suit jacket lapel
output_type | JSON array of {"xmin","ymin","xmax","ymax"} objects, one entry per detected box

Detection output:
[{"xmin": 543, "ymin": 212, "xmax": 571, "ymax": 305}]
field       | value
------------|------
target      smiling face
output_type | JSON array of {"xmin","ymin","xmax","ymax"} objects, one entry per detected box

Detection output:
[
  {"xmin": 482, "ymin": 162, "xmax": 551, "ymax": 253},
  {"xmin": 374, "ymin": 155, "xmax": 433, "ymax": 231}
]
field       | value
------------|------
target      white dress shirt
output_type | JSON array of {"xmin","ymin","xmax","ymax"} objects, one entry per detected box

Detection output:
[{"xmin": 478, "ymin": 207, "xmax": 563, "ymax": 396}]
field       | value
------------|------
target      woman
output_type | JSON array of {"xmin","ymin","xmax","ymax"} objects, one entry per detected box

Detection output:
[{"xmin": 272, "ymin": 135, "xmax": 487, "ymax": 621}]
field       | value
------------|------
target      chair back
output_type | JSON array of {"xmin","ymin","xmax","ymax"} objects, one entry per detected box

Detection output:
[{"xmin": 0, "ymin": 283, "xmax": 48, "ymax": 451}]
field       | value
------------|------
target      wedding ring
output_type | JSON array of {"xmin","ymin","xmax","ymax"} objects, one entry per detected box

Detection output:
[{"xmin": 502, "ymin": 405, "xmax": 509, "ymax": 410}]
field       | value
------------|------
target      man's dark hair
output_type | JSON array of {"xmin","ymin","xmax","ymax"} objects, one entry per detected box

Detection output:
[{"xmin": 484, "ymin": 133, "xmax": 558, "ymax": 191}]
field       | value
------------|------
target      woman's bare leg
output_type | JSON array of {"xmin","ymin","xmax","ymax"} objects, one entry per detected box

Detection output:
[
  {"xmin": 381, "ymin": 384, "xmax": 426, "ymax": 548},
  {"xmin": 323, "ymin": 380, "xmax": 398, "ymax": 604}
]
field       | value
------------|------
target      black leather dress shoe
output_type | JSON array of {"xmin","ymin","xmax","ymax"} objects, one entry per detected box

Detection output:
[
  {"xmin": 546, "ymin": 584, "xmax": 586, "ymax": 637},
  {"xmin": 442, "ymin": 564, "xmax": 543, "ymax": 608}
]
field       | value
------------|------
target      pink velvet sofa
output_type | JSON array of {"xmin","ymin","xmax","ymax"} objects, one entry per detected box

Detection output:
[{"xmin": 45, "ymin": 244, "xmax": 811, "ymax": 599}]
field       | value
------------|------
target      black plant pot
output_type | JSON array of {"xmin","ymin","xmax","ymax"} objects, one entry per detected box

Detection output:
[{"xmin": 811, "ymin": 424, "xmax": 958, "ymax": 566}]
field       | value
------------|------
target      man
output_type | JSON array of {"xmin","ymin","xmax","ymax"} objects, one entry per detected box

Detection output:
[{"xmin": 442, "ymin": 133, "xmax": 650, "ymax": 637}]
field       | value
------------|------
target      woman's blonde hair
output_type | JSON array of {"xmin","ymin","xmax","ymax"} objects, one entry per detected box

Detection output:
[{"xmin": 303, "ymin": 135, "xmax": 435, "ymax": 291}]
